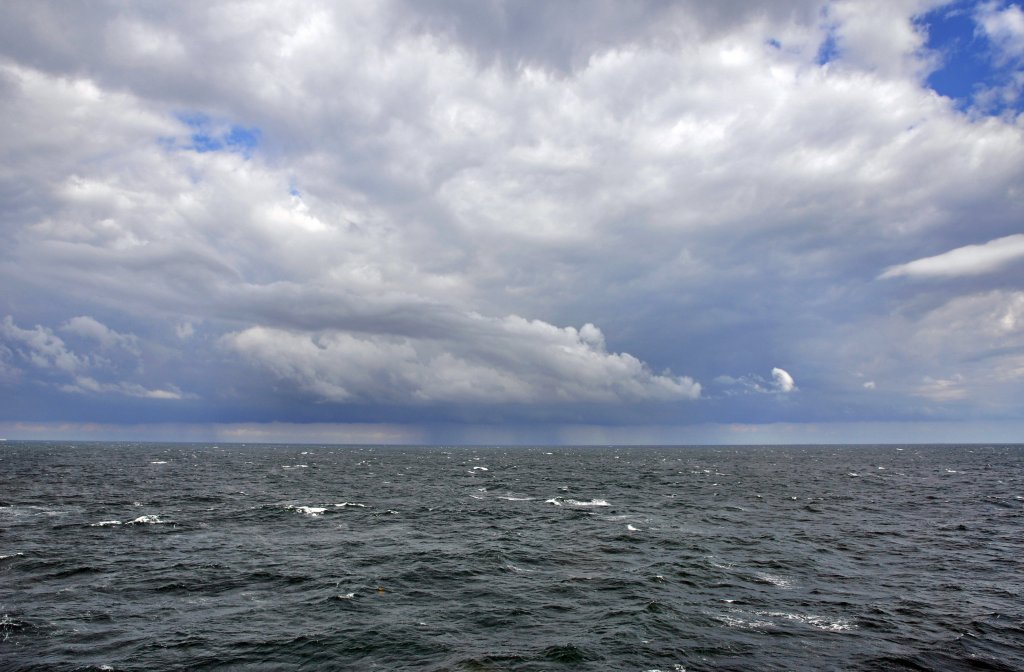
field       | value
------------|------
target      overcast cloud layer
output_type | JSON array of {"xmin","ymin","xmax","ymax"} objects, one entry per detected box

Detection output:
[{"xmin": 2, "ymin": 1, "xmax": 1023, "ymax": 443}]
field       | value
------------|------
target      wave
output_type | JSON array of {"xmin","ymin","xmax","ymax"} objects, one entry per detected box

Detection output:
[
  {"xmin": 286, "ymin": 505, "xmax": 326, "ymax": 516},
  {"xmin": 546, "ymin": 497, "xmax": 610, "ymax": 507},
  {"xmin": 88, "ymin": 514, "xmax": 169, "ymax": 527},
  {"xmin": 716, "ymin": 608, "xmax": 854, "ymax": 632}
]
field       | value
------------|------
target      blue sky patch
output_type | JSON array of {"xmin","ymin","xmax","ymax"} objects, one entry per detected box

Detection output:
[
  {"xmin": 816, "ymin": 29, "xmax": 840, "ymax": 66},
  {"xmin": 919, "ymin": 1, "xmax": 1024, "ymax": 114},
  {"xmin": 174, "ymin": 112, "xmax": 261, "ymax": 157}
]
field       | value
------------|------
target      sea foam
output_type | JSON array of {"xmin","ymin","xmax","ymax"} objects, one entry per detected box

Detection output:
[{"xmin": 287, "ymin": 505, "xmax": 326, "ymax": 516}]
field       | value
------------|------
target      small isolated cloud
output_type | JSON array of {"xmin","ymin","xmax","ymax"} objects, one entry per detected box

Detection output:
[
  {"xmin": 863, "ymin": 380, "xmax": 876, "ymax": 390},
  {"xmin": 715, "ymin": 367, "xmax": 797, "ymax": 395},
  {"xmin": 176, "ymin": 322, "xmax": 195, "ymax": 340},
  {"xmin": 880, "ymin": 234, "xmax": 1024, "ymax": 279},
  {"xmin": 223, "ymin": 315, "xmax": 700, "ymax": 405},
  {"xmin": 771, "ymin": 367, "xmax": 797, "ymax": 393}
]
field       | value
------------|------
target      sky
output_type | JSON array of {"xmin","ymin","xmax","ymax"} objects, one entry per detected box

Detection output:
[{"xmin": 1, "ymin": 0, "xmax": 1023, "ymax": 445}]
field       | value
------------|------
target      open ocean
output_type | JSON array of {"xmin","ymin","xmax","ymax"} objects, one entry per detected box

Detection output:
[{"xmin": 0, "ymin": 442, "xmax": 1022, "ymax": 671}]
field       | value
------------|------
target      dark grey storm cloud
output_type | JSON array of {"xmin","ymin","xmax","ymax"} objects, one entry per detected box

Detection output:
[{"xmin": 1, "ymin": 0, "xmax": 1023, "ymax": 442}]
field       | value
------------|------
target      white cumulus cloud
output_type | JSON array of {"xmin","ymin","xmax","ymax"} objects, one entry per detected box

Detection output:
[
  {"xmin": 771, "ymin": 367, "xmax": 797, "ymax": 393},
  {"xmin": 223, "ymin": 315, "xmax": 700, "ymax": 405}
]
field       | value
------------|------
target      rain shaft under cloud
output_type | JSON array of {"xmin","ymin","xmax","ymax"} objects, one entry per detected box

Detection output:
[{"xmin": 1, "ymin": 0, "xmax": 1023, "ymax": 443}]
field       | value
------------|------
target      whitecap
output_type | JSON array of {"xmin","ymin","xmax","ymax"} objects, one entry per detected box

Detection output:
[
  {"xmin": 546, "ymin": 496, "xmax": 609, "ymax": 507},
  {"xmin": 756, "ymin": 610, "xmax": 855, "ymax": 632},
  {"xmin": 716, "ymin": 612, "xmax": 773, "ymax": 630},
  {"xmin": 150, "ymin": 461, "xmax": 168, "ymax": 465},
  {"xmin": 565, "ymin": 498, "xmax": 610, "ymax": 507},
  {"xmin": 627, "ymin": 524, "xmax": 639, "ymax": 531},
  {"xmin": 506, "ymin": 563, "xmax": 535, "ymax": 573},
  {"xmin": 753, "ymin": 572, "xmax": 792, "ymax": 588},
  {"xmin": 498, "ymin": 496, "xmax": 533, "ymax": 501},
  {"xmin": 472, "ymin": 466, "xmax": 489, "ymax": 471},
  {"xmin": 0, "ymin": 552, "xmax": 25, "ymax": 560},
  {"xmin": 125, "ymin": 515, "xmax": 164, "ymax": 525},
  {"xmin": 90, "ymin": 520, "xmax": 122, "ymax": 527},
  {"xmin": 337, "ymin": 592, "xmax": 355, "ymax": 599},
  {"xmin": 287, "ymin": 506, "xmax": 325, "ymax": 517},
  {"xmin": 334, "ymin": 502, "xmax": 367, "ymax": 508}
]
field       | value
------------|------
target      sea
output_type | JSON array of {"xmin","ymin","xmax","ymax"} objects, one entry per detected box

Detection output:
[{"xmin": 0, "ymin": 442, "xmax": 1021, "ymax": 671}]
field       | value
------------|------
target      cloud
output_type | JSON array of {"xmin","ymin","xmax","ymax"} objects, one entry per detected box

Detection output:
[
  {"xmin": 880, "ymin": 234, "xmax": 1024, "ymax": 279},
  {"xmin": 801, "ymin": 289, "xmax": 1024, "ymax": 418},
  {"xmin": 62, "ymin": 315, "xmax": 139, "ymax": 354},
  {"xmin": 1, "ymin": 316, "xmax": 85, "ymax": 373},
  {"xmin": 714, "ymin": 368, "xmax": 797, "ymax": 395},
  {"xmin": 914, "ymin": 375, "xmax": 968, "ymax": 402},
  {"xmin": 771, "ymin": 367, "xmax": 797, "ymax": 393},
  {"xmin": 1, "ymin": 315, "xmax": 189, "ymax": 401},
  {"xmin": 224, "ymin": 316, "xmax": 700, "ymax": 405},
  {"xmin": 61, "ymin": 376, "xmax": 189, "ymax": 400},
  {"xmin": 976, "ymin": 1, "xmax": 1024, "ymax": 64}
]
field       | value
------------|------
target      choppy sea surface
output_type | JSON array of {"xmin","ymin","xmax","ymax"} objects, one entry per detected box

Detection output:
[{"xmin": 1, "ymin": 442, "xmax": 1022, "ymax": 671}]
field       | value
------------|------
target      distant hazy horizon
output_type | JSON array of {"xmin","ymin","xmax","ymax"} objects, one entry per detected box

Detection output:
[{"xmin": 3, "ymin": 420, "xmax": 1024, "ymax": 447}]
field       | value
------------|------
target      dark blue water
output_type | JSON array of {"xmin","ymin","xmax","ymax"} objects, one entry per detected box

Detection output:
[{"xmin": 1, "ymin": 442, "xmax": 1022, "ymax": 671}]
